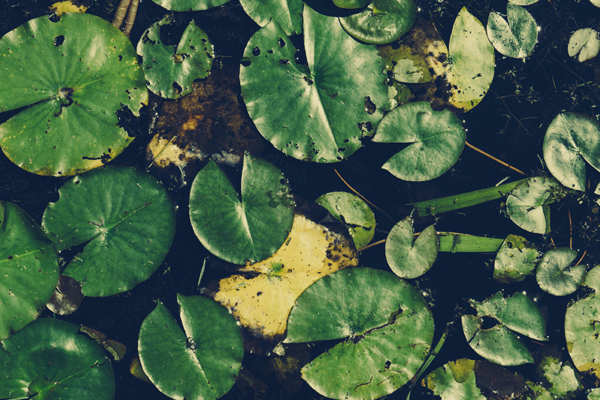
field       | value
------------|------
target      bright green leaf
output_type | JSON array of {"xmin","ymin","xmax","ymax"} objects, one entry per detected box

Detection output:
[
  {"xmin": 137, "ymin": 16, "xmax": 214, "ymax": 99},
  {"xmin": 536, "ymin": 248, "xmax": 585, "ymax": 296},
  {"xmin": 506, "ymin": 177, "xmax": 562, "ymax": 234},
  {"xmin": 239, "ymin": 0, "xmax": 303, "ymax": 36},
  {"xmin": 138, "ymin": 295, "xmax": 243, "ymax": 400},
  {"xmin": 438, "ymin": 232, "xmax": 504, "ymax": 253},
  {"xmin": 189, "ymin": 154, "xmax": 294, "ymax": 265},
  {"xmin": 539, "ymin": 356, "xmax": 583, "ymax": 397},
  {"xmin": 568, "ymin": 28, "xmax": 600, "ymax": 62},
  {"xmin": 386, "ymin": 218, "xmax": 438, "ymax": 278},
  {"xmin": 373, "ymin": 101, "xmax": 466, "ymax": 181},
  {"xmin": 0, "ymin": 13, "xmax": 147, "ymax": 176},
  {"xmin": 494, "ymin": 234, "xmax": 540, "ymax": 283},
  {"xmin": 487, "ymin": 3, "xmax": 538, "ymax": 59},
  {"xmin": 149, "ymin": 0, "xmax": 230, "ymax": 11},
  {"xmin": 42, "ymin": 166, "xmax": 177, "ymax": 297},
  {"xmin": 240, "ymin": 4, "xmax": 387, "ymax": 163}
]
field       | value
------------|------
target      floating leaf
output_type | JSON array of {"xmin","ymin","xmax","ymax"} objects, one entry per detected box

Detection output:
[
  {"xmin": 493, "ymin": 234, "xmax": 540, "ymax": 283},
  {"xmin": 543, "ymin": 112, "xmax": 600, "ymax": 191},
  {"xmin": 373, "ymin": 101, "xmax": 466, "ymax": 182},
  {"xmin": 487, "ymin": 3, "xmax": 538, "ymax": 59},
  {"xmin": 509, "ymin": 0, "xmax": 539, "ymax": 4},
  {"xmin": 568, "ymin": 28, "xmax": 600, "ymax": 62},
  {"xmin": 240, "ymin": 4, "xmax": 387, "ymax": 163},
  {"xmin": 315, "ymin": 191, "xmax": 376, "ymax": 249},
  {"xmin": 138, "ymin": 295, "xmax": 243, "ymax": 400},
  {"xmin": 285, "ymin": 267, "xmax": 434, "ymax": 400},
  {"xmin": 0, "ymin": 13, "xmax": 147, "ymax": 176},
  {"xmin": 0, "ymin": 318, "xmax": 115, "ymax": 399},
  {"xmin": 137, "ymin": 16, "xmax": 214, "ymax": 99},
  {"xmin": 46, "ymin": 275, "xmax": 83, "ymax": 316},
  {"xmin": 189, "ymin": 154, "xmax": 294, "ymax": 265},
  {"xmin": 0, "ymin": 201, "xmax": 59, "ymax": 340},
  {"xmin": 149, "ymin": 0, "xmax": 230, "ymax": 11},
  {"xmin": 239, "ymin": 0, "xmax": 303, "ymax": 36},
  {"xmin": 536, "ymin": 248, "xmax": 585, "ymax": 296},
  {"xmin": 206, "ymin": 213, "xmax": 357, "ymax": 343},
  {"xmin": 392, "ymin": 53, "xmax": 432, "ymax": 84},
  {"xmin": 333, "ymin": 0, "xmax": 371, "ymax": 9},
  {"xmin": 506, "ymin": 177, "xmax": 561, "ymax": 234},
  {"xmin": 339, "ymin": 0, "xmax": 417, "ymax": 45},
  {"xmin": 539, "ymin": 356, "xmax": 584, "ymax": 398},
  {"xmin": 42, "ymin": 166, "xmax": 177, "ymax": 297},
  {"xmin": 386, "ymin": 217, "xmax": 438, "ymax": 279}
]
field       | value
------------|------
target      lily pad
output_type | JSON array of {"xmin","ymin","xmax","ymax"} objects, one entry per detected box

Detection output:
[
  {"xmin": 149, "ymin": 0, "xmax": 230, "ymax": 11},
  {"xmin": 339, "ymin": 0, "xmax": 417, "ymax": 45},
  {"xmin": 509, "ymin": 0, "xmax": 539, "ymax": 4},
  {"xmin": 42, "ymin": 166, "xmax": 177, "ymax": 297},
  {"xmin": 392, "ymin": 53, "xmax": 433, "ymax": 84},
  {"xmin": 0, "ymin": 201, "xmax": 59, "ymax": 340},
  {"xmin": 205, "ymin": 213, "xmax": 358, "ymax": 343},
  {"xmin": 285, "ymin": 267, "xmax": 434, "ymax": 400},
  {"xmin": 493, "ymin": 234, "xmax": 540, "ymax": 283},
  {"xmin": 315, "ymin": 191, "xmax": 376, "ymax": 249},
  {"xmin": 487, "ymin": 3, "xmax": 538, "ymax": 59},
  {"xmin": 506, "ymin": 177, "xmax": 562, "ymax": 234},
  {"xmin": 138, "ymin": 295, "xmax": 243, "ymax": 400},
  {"xmin": 386, "ymin": 217, "xmax": 438, "ymax": 279},
  {"xmin": 568, "ymin": 28, "xmax": 600, "ymax": 62},
  {"xmin": 373, "ymin": 101, "xmax": 466, "ymax": 182},
  {"xmin": 333, "ymin": 0, "xmax": 371, "ymax": 9},
  {"xmin": 0, "ymin": 318, "xmax": 115, "ymax": 400},
  {"xmin": 536, "ymin": 248, "xmax": 585, "ymax": 296},
  {"xmin": 189, "ymin": 154, "xmax": 294, "ymax": 265},
  {"xmin": 543, "ymin": 112, "xmax": 600, "ymax": 191},
  {"xmin": 0, "ymin": 13, "xmax": 147, "ymax": 176},
  {"xmin": 463, "ymin": 291, "xmax": 547, "ymax": 366},
  {"xmin": 239, "ymin": 0, "xmax": 303, "ymax": 36},
  {"xmin": 240, "ymin": 4, "xmax": 387, "ymax": 163},
  {"xmin": 137, "ymin": 16, "xmax": 214, "ymax": 99}
]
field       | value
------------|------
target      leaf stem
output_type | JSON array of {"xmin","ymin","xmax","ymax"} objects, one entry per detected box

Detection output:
[{"xmin": 465, "ymin": 141, "xmax": 526, "ymax": 176}]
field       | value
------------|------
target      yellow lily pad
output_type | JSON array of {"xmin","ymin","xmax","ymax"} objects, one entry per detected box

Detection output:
[{"xmin": 207, "ymin": 213, "xmax": 358, "ymax": 343}]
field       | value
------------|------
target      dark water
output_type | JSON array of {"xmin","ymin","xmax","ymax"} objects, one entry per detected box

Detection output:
[{"xmin": 1, "ymin": 0, "xmax": 599, "ymax": 399}]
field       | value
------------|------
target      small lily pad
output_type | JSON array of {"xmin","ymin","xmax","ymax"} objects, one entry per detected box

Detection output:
[
  {"xmin": 137, "ymin": 16, "xmax": 214, "ymax": 99},
  {"xmin": 536, "ymin": 248, "xmax": 585, "ymax": 296},
  {"xmin": 386, "ymin": 217, "xmax": 438, "ymax": 279},
  {"xmin": 568, "ymin": 28, "xmax": 600, "ymax": 62},
  {"xmin": 487, "ymin": 3, "xmax": 538, "ymax": 59},
  {"xmin": 392, "ymin": 54, "xmax": 433, "ymax": 84},
  {"xmin": 493, "ymin": 234, "xmax": 540, "ymax": 283},
  {"xmin": 506, "ymin": 177, "xmax": 562, "ymax": 234}
]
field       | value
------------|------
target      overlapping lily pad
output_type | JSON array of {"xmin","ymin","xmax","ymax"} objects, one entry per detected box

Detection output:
[
  {"xmin": 137, "ymin": 16, "xmax": 214, "ymax": 99},
  {"xmin": 386, "ymin": 217, "xmax": 438, "ymax": 278},
  {"xmin": 239, "ymin": 0, "xmax": 303, "ymax": 36},
  {"xmin": 240, "ymin": 4, "xmax": 387, "ymax": 163},
  {"xmin": 0, "ymin": 13, "xmax": 147, "ymax": 176},
  {"xmin": 506, "ymin": 177, "xmax": 562, "ymax": 234},
  {"xmin": 189, "ymin": 154, "xmax": 294, "ymax": 265},
  {"xmin": 487, "ymin": 3, "xmax": 538, "ymax": 59},
  {"xmin": 42, "ymin": 166, "xmax": 177, "ymax": 297},
  {"xmin": 333, "ymin": 0, "xmax": 371, "ymax": 8}
]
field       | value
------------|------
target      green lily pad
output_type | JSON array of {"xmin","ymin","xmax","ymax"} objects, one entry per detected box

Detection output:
[
  {"xmin": 42, "ymin": 166, "xmax": 177, "ymax": 297},
  {"xmin": 333, "ymin": 0, "xmax": 371, "ymax": 9},
  {"xmin": 339, "ymin": 0, "xmax": 417, "ymax": 45},
  {"xmin": 536, "ymin": 248, "xmax": 585, "ymax": 296},
  {"xmin": 137, "ymin": 16, "xmax": 214, "ymax": 99},
  {"xmin": 509, "ymin": 0, "xmax": 539, "ymax": 4},
  {"xmin": 506, "ymin": 177, "xmax": 562, "ymax": 234},
  {"xmin": 543, "ymin": 112, "xmax": 600, "ymax": 191},
  {"xmin": 0, "ymin": 318, "xmax": 115, "ymax": 399},
  {"xmin": 149, "ymin": 0, "xmax": 230, "ymax": 11},
  {"xmin": 539, "ymin": 356, "xmax": 584, "ymax": 398},
  {"xmin": 568, "ymin": 28, "xmax": 600, "ymax": 62},
  {"xmin": 239, "ymin": 4, "xmax": 387, "ymax": 163},
  {"xmin": 285, "ymin": 267, "xmax": 434, "ymax": 400},
  {"xmin": 463, "ymin": 291, "xmax": 547, "ymax": 366},
  {"xmin": 424, "ymin": 359, "xmax": 485, "ymax": 399},
  {"xmin": 0, "ymin": 13, "xmax": 147, "ymax": 176},
  {"xmin": 138, "ymin": 295, "xmax": 243, "ymax": 400},
  {"xmin": 0, "ymin": 201, "xmax": 59, "ymax": 340},
  {"xmin": 189, "ymin": 154, "xmax": 294, "ymax": 265},
  {"xmin": 447, "ymin": 8, "xmax": 495, "ymax": 112},
  {"xmin": 386, "ymin": 218, "xmax": 438, "ymax": 279},
  {"xmin": 493, "ymin": 234, "xmax": 540, "ymax": 283},
  {"xmin": 315, "ymin": 191, "xmax": 376, "ymax": 249},
  {"xmin": 373, "ymin": 101, "xmax": 466, "ymax": 182},
  {"xmin": 239, "ymin": 0, "xmax": 303, "ymax": 36},
  {"xmin": 392, "ymin": 53, "xmax": 433, "ymax": 84},
  {"xmin": 565, "ymin": 265, "xmax": 600, "ymax": 383},
  {"xmin": 487, "ymin": 3, "xmax": 538, "ymax": 59}
]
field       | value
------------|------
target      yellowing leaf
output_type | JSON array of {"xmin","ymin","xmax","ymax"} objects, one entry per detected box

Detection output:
[
  {"xmin": 50, "ymin": 1, "xmax": 88, "ymax": 15},
  {"xmin": 209, "ymin": 213, "xmax": 358, "ymax": 342}
]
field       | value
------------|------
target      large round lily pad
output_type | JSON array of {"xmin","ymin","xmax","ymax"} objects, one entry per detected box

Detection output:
[
  {"xmin": 240, "ymin": 3, "xmax": 387, "ymax": 163},
  {"xmin": 285, "ymin": 267, "xmax": 434, "ymax": 400},
  {"xmin": 42, "ymin": 166, "xmax": 177, "ymax": 297},
  {"xmin": 0, "ymin": 318, "xmax": 115, "ymax": 400},
  {"xmin": 373, "ymin": 101, "xmax": 466, "ymax": 181},
  {"xmin": 239, "ymin": 0, "xmax": 303, "ymax": 36},
  {"xmin": 138, "ymin": 295, "xmax": 243, "ymax": 400},
  {"xmin": 189, "ymin": 154, "xmax": 294, "ymax": 265},
  {"xmin": 0, "ymin": 201, "xmax": 59, "ymax": 340},
  {"xmin": 0, "ymin": 13, "xmax": 147, "ymax": 176}
]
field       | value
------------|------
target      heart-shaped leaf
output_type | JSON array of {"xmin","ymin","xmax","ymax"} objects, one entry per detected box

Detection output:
[
  {"xmin": 189, "ymin": 154, "xmax": 294, "ymax": 265},
  {"xmin": 568, "ymin": 28, "xmax": 600, "ymax": 62},
  {"xmin": 543, "ymin": 112, "xmax": 600, "ymax": 191},
  {"xmin": 536, "ymin": 248, "xmax": 585, "ymax": 296},
  {"xmin": 0, "ymin": 201, "xmax": 59, "ymax": 340},
  {"xmin": 137, "ymin": 16, "xmax": 214, "ymax": 99},
  {"xmin": 240, "ymin": 4, "xmax": 387, "ymax": 163},
  {"xmin": 386, "ymin": 217, "xmax": 438, "ymax": 278},
  {"xmin": 239, "ymin": 0, "xmax": 303, "ymax": 36},
  {"xmin": 493, "ymin": 234, "xmax": 540, "ymax": 283},
  {"xmin": 506, "ymin": 177, "xmax": 561, "ymax": 234},
  {"xmin": 487, "ymin": 3, "xmax": 538, "ymax": 59},
  {"xmin": 0, "ymin": 13, "xmax": 147, "ymax": 176},
  {"xmin": 138, "ymin": 295, "xmax": 243, "ymax": 400},
  {"xmin": 42, "ymin": 166, "xmax": 177, "ymax": 297},
  {"xmin": 373, "ymin": 101, "xmax": 466, "ymax": 181}
]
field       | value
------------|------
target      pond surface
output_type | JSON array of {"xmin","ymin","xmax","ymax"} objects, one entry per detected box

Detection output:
[{"xmin": 1, "ymin": 0, "xmax": 600, "ymax": 399}]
